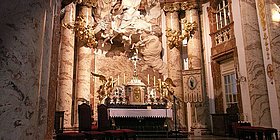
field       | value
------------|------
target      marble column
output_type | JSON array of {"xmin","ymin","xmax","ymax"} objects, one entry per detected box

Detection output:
[
  {"xmin": 75, "ymin": 2, "xmax": 94, "ymax": 123},
  {"xmin": 163, "ymin": 3, "xmax": 185, "ymax": 128},
  {"xmin": 56, "ymin": 3, "xmax": 76, "ymax": 128},
  {"xmin": 0, "ymin": 0, "xmax": 57, "ymax": 139},
  {"xmin": 181, "ymin": 5, "xmax": 201, "ymax": 70},
  {"xmin": 181, "ymin": 1, "xmax": 210, "ymax": 132}
]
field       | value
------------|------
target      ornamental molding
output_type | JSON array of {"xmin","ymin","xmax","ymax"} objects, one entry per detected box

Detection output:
[
  {"xmin": 181, "ymin": 1, "xmax": 198, "ymax": 10},
  {"xmin": 163, "ymin": 3, "xmax": 180, "ymax": 12}
]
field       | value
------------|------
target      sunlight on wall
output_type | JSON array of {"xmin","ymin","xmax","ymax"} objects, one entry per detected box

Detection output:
[{"xmin": 272, "ymin": 4, "xmax": 280, "ymax": 22}]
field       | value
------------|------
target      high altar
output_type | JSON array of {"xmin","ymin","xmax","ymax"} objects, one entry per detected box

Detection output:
[{"xmin": 95, "ymin": 50, "xmax": 175, "ymax": 132}]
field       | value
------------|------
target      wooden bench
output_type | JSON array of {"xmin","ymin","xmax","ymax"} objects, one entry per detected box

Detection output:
[{"xmin": 236, "ymin": 126, "xmax": 278, "ymax": 140}]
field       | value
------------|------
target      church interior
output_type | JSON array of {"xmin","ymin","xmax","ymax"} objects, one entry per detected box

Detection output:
[{"xmin": 0, "ymin": 0, "xmax": 280, "ymax": 139}]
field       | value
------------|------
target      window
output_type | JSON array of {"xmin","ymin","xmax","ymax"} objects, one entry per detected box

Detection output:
[
  {"xmin": 223, "ymin": 73, "xmax": 237, "ymax": 109},
  {"xmin": 216, "ymin": 0, "xmax": 230, "ymax": 30},
  {"xmin": 221, "ymin": 61, "xmax": 237, "ymax": 111}
]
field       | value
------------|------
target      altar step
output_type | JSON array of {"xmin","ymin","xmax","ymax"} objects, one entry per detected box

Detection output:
[{"xmin": 136, "ymin": 130, "xmax": 189, "ymax": 138}]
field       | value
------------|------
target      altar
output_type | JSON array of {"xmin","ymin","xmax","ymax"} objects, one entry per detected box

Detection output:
[
  {"xmin": 95, "ymin": 48, "xmax": 176, "ymax": 133},
  {"xmin": 108, "ymin": 108, "xmax": 173, "ymax": 118},
  {"xmin": 107, "ymin": 107, "xmax": 173, "ymax": 132}
]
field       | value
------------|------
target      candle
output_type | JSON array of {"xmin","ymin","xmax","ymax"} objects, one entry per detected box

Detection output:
[
  {"xmin": 118, "ymin": 75, "xmax": 119, "ymax": 85},
  {"xmin": 123, "ymin": 73, "xmax": 126, "ymax": 84},
  {"xmin": 190, "ymin": 10, "xmax": 193, "ymax": 22},
  {"xmin": 148, "ymin": 74, "xmax": 150, "ymax": 85},
  {"xmin": 153, "ymin": 76, "xmax": 156, "ymax": 86}
]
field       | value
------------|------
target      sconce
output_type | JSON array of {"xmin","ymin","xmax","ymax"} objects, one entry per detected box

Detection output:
[
  {"xmin": 62, "ymin": 15, "xmax": 98, "ymax": 48},
  {"xmin": 180, "ymin": 18, "xmax": 198, "ymax": 45}
]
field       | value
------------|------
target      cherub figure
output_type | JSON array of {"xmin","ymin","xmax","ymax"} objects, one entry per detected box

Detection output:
[
  {"xmin": 91, "ymin": 72, "xmax": 116, "ymax": 104},
  {"xmin": 161, "ymin": 78, "xmax": 176, "ymax": 100}
]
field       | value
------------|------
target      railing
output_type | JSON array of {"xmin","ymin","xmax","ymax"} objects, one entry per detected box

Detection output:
[{"xmin": 214, "ymin": 25, "xmax": 232, "ymax": 45}]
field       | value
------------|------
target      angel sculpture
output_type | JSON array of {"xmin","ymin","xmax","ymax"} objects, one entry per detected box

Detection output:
[
  {"xmin": 91, "ymin": 72, "xmax": 115, "ymax": 104},
  {"xmin": 161, "ymin": 78, "xmax": 176, "ymax": 101}
]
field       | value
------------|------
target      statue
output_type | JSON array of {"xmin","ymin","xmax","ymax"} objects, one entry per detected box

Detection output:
[
  {"xmin": 94, "ymin": 0, "xmax": 166, "ymax": 75},
  {"xmin": 91, "ymin": 72, "xmax": 116, "ymax": 104}
]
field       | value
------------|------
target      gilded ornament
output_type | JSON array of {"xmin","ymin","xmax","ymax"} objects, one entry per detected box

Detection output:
[
  {"xmin": 258, "ymin": 0, "xmax": 266, "ymax": 31},
  {"xmin": 75, "ymin": 15, "xmax": 97, "ymax": 48},
  {"xmin": 180, "ymin": 18, "xmax": 198, "ymax": 42},
  {"xmin": 166, "ymin": 28, "xmax": 181, "ymax": 49},
  {"xmin": 165, "ymin": 18, "xmax": 198, "ymax": 49},
  {"xmin": 267, "ymin": 64, "xmax": 274, "ymax": 79}
]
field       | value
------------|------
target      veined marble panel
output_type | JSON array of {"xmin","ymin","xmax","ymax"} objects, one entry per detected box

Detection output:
[
  {"xmin": 240, "ymin": 0, "xmax": 271, "ymax": 126},
  {"xmin": 0, "ymin": 0, "xmax": 56, "ymax": 139},
  {"xmin": 268, "ymin": 2, "xmax": 280, "ymax": 123}
]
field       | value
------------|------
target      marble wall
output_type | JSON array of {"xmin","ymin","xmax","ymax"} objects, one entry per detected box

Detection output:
[
  {"xmin": 269, "ymin": 3, "xmax": 280, "ymax": 124},
  {"xmin": 240, "ymin": 0, "xmax": 271, "ymax": 126},
  {"xmin": 0, "ymin": 0, "xmax": 58, "ymax": 139}
]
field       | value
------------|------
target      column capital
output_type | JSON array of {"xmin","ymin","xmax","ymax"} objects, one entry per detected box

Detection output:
[
  {"xmin": 76, "ymin": 0, "xmax": 96, "ymax": 7},
  {"xmin": 181, "ymin": 1, "xmax": 198, "ymax": 10},
  {"xmin": 163, "ymin": 3, "xmax": 180, "ymax": 12}
]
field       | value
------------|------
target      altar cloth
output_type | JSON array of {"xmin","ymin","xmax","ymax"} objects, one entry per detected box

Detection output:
[{"xmin": 108, "ymin": 108, "xmax": 173, "ymax": 118}]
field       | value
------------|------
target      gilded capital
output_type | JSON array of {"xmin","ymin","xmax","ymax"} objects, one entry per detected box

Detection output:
[
  {"xmin": 163, "ymin": 3, "xmax": 180, "ymax": 12},
  {"xmin": 76, "ymin": 0, "xmax": 97, "ymax": 7},
  {"xmin": 75, "ymin": 15, "xmax": 97, "ymax": 48},
  {"xmin": 181, "ymin": 1, "xmax": 198, "ymax": 10}
]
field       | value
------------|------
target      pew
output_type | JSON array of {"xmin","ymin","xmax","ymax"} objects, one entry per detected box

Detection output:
[{"xmin": 236, "ymin": 125, "xmax": 278, "ymax": 140}]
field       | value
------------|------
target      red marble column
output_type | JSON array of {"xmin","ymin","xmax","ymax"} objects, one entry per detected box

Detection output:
[{"xmin": 56, "ymin": 2, "xmax": 76, "ymax": 128}]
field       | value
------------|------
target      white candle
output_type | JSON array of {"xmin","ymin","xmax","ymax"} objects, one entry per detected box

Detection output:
[
  {"xmin": 190, "ymin": 10, "xmax": 193, "ymax": 22},
  {"xmin": 158, "ymin": 79, "xmax": 161, "ymax": 89},
  {"xmin": 153, "ymin": 76, "xmax": 156, "ymax": 86},
  {"xmin": 123, "ymin": 73, "xmax": 126, "ymax": 84},
  {"xmin": 118, "ymin": 75, "xmax": 119, "ymax": 85},
  {"xmin": 148, "ymin": 74, "xmax": 150, "ymax": 85}
]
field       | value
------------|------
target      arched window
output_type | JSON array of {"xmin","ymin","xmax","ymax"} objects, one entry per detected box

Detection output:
[{"xmin": 215, "ymin": 0, "xmax": 230, "ymax": 30}]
